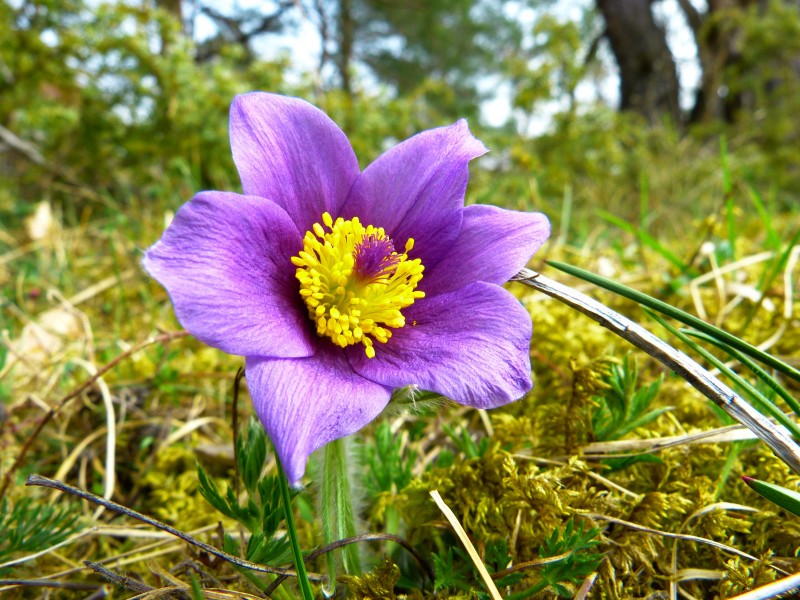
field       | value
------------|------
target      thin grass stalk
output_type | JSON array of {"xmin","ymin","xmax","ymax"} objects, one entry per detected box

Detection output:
[
  {"xmin": 546, "ymin": 260, "xmax": 800, "ymax": 382},
  {"xmin": 685, "ymin": 330, "xmax": 800, "ymax": 417},
  {"xmin": 24, "ymin": 474, "xmax": 324, "ymax": 580},
  {"xmin": 643, "ymin": 310, "xmax": 800, "ymax": 440},
  {"xmin": 275, "ymin": 462, "xmax": 315, "ymax": 600}
]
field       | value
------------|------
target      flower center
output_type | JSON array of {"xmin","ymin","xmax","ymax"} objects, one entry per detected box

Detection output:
[{"xmin": 291, "ymin": 212, "xmax": 425, "ymax": 358}]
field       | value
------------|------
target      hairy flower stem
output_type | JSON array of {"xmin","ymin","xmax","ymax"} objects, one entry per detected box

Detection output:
[
  {"xmin": 320, "ymin": 437, "xmax": 362, "ymax": 594},
  {"xmin": 276, "ymin": 461, "xmax": 314, "ymax": 600}
]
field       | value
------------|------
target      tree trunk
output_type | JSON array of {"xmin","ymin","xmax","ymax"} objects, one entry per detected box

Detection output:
[
  {"xmin": 597, "ymin": 0, "xmax": 681, "ymax": 125},
  {"xmin": 155, "ymin": 0, "xmax": 183, "ymax": 53},
  {"xmin": 337, "ymin": 0, "xmax": 355, "ymax": 95},
  {"xmin": 685, "ymin": 0, "xmax": 761, "ymax": 124}
]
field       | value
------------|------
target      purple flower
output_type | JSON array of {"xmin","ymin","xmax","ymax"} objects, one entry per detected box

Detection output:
[{"xmin": 144, "ymin": 92, "xmax": 550, "ymax": 484}]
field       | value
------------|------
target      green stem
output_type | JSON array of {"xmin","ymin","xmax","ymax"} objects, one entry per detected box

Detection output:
[
  {"xmin": 320, "ymin": 437, "xmax": 361, "ymax": 593},
  {"xmin": 276, "ymin": 460, "xmax": 314, "ymax": 600},
  {"xmin": 384, "ymin": 504, "xmax": 401, "ymax": 557},
  {"xmin": 715, "ymin": 441, "xmax": 750, "ymax": 500}
]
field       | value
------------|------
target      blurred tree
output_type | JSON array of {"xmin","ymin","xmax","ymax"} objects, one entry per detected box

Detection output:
[
  {"xmin": 3, "ymin": 0, "xmax": 800, "ymax": 235},
  {"xmin": 192, "ymin": 1, "xmax": 296, "ymax": 64},
  {"xmin": 680, "ymin": 0, "xmax": 750, "ymax": 124},
  {"xmin": 307, "ymin": 0, "xmax": 525, "ymax": 119},
  {"xmin": 596, "ymin": 0, "xmax": 680, "ymax": 125},
  {"xmin": 595, "ymin": 0, "xmax": 800, "ymax": 128},
  {"xmin": 680, "ymin": 0, "xmax": 800, "ymax": 126},
  {"xmin": 0, "ymin": 0, "xmax": 288, "ymax": 218}
]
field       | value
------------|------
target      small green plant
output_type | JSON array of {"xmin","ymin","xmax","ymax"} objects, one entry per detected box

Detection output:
[
  {"xmin": 432, "ymin": 546, "xmax": 475, "ymax": 594},
  {"xmin": 432, "ymin": 540, "xmax": 521, "ymax": 595},
  {"xmin": 363, "ymin": 420, "xmax": 416, "ymax": 497},
  {"xmin": 485, "ymin": 539, "xmax": 524, "ymax": 588},
  {"xmin": 0, "ymin": 497, "xmax": 82, "ymax": 575},
  {"xmin": 196, "ymin": 417, "xmax": 291, "ymax": 566},
  {"xmin": 442, "ymin": 423, "xmax": 491, "ymax": 459},
  {"xmin": 591, "ymin": 354, "xmax": 667, "ymax": 442},
  {"xmin": 433, "ymin": 522, "xmax": 602, "ymax": 599},
  {"xmin": 509, "ymin": 519, "xmax": 604, "ymax": 599}
]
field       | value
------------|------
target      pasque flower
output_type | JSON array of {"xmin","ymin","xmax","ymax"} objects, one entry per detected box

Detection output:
[{"xmin": 144, "ymin": 93, "xmax": 550, "ymax": 484}]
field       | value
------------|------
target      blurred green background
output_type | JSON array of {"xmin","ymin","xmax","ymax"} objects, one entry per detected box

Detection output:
[{"xmin": 2, "ymin": 0, "xmax": 799, "ymax": 246}]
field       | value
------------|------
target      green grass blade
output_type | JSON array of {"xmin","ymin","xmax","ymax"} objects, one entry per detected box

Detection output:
[
  {"xmin": 720, "ymin": 135, "xmax": 731, "ymax": 196},
  {"xmin": 276, "ymin": 461, "xmax": 314, "ymax": 600},
  {"xmin": 742, "ymin": 227, "xmax": 800, "ymax": 330},
  {"xmin": 684, "ymin": 330, "xmax": 800, "ymax": 418},
  {"xmin": 726, "ymin": 196, "xmax": 736, "ymax": 262},
  {"xmin": 547, "ymin": 260, "xmax": 800, "ymax": 384},
  {"xmin": 745, "ymin": 183, "xmax": 779, "ymax": 250},
  {"xmin": 720, "ymin": 135, "xmax": 736, "ymax": 259},
  {"xmin": 742, "ymin": 476, "xmax": 800, "ymax": 518},
  {"xmin": 597, "ymin": 210, "xmax": 688, "ymax": 271},
  {"xmin": 643, "ymin": 309, "xmax": 800, "ymax": 440}
]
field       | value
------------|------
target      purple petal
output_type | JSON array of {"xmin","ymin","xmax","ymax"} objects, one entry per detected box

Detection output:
[
  {"xmin": 349, "ymin": 282, "xmax": 532, "ymax": 409},
  {"xmin": 422, "ymin": 204, "xmax": 551, "ymax": 297},
  {"xmin": 229, "ymin": 92, "xmax": 360, "ymax": 232},
  {"xmin": 246, "ymin": 348, "xmax": 393, "ymax": 485},
  {"xmin": 341, "ymin": 120, "xmax": 487, "ymax": 269},
  {"xmin": 143, "ymin": 191, "xmax": 316, "ymax": 358}
]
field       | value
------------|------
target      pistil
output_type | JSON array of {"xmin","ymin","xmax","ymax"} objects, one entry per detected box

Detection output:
[{"xmin": 291, "ymin": 212, "xmax": 424, "ymax": 358}]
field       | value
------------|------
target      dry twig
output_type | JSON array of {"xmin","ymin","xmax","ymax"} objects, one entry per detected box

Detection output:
[{"xmin": 25, "ymin": 474, "xmax": 325, "ymax": 582}]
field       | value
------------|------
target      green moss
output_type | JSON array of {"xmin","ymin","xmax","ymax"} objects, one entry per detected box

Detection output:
[
  {"xmin": 140, "ymin": 444, "xmax": 218, "ymax": 531},
  {"xmin": 340, "ymin": 557, "xmax": 403, "ymax": 600}
]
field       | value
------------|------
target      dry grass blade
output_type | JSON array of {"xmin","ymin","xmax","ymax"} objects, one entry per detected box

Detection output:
[
  {"xmin": 670, "ymin": 503, "xmax": 761, "ymax": 600},
  {"xmin": 430, "ymin": 490, "xmax": 502, "ymax": 600},
  {"xmin": 0, "ymin": 578, "xmax": 99, "ymax": 591},
  {"xmin": 573, "ymin": 572, "xmax": 598, "ymax": 600},
  {"xmin": 70, "ymin": 358, "xmax": 116, "ymax": 519},
  {"xmin": 0, "ymin": 527, "xmax": 225, "ymax": 593},
  {"xmin": 512, "ymin": 454, "xmax": 640, "ymax": 498},
  {"xmin": 0, "ymin": 329, "xmax": 189, "ymax": 503},
  {"xmin": 585, "ymin": 513, "xmax": 777, "ymax": 568},
  {"xmin": 675, "ymin": 568, "xmax": 725, "ymax": 581},
  {"xmin": 580, "ymin": 424, "xmax": 755, "ymax": 457},
  {"xmin": 727, "ymin": 570, "xmax": 800, "ymax": 600},
  {"xmin": 513, "ymin": 268, "xmax": 800, "ymax": 474},
  {"xmin": 490, "ymin": 551, "xmax": 571, "ymax": 579}
]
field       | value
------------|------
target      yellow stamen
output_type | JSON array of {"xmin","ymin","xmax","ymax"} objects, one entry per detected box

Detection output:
[{"xmin": 292, "ymin": 212, "xmax": 425, "ymax": 358}]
